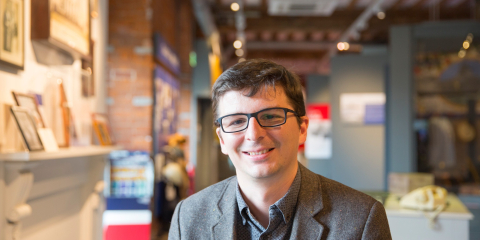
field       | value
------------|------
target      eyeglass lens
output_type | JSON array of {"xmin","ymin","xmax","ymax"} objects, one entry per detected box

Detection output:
[{"xmin": 221, "ymin": 108, "xmax": 286, "ymax": 132}]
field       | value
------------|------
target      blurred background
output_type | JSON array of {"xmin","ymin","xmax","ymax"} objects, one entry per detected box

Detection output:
[{"xmin": 0, "ymin": 0, "xmax": 480, "ymax": 239}]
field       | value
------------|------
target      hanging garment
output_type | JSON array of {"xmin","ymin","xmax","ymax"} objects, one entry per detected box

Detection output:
[{"xmin": 428, "ymin": 117, "xmax": 456, "ymax": 170}]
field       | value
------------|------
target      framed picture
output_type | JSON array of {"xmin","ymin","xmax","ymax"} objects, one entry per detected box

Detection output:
[
  {"xmin": 31, "ymin": 0, "xmax": 90, "ymax": 57},
  {"xmin": 10, "ymin": 106, "xmax": 44, "ymax": 151},
  {"xmin": 0, "ymin": 0, "xmax": 24, "ymax": 68},
  {"xmin": 12, "ymin": 91, "xmax": 45, "ymax": 128},
  {"xmin": 92, "ymin": 113, "xmax": 112, "ymax": 145}
]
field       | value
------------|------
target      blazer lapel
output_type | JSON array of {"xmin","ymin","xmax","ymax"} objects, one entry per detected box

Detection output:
[
  {"xmin": 211, "ymin": 177, "xmax": 238, "ymax": 240},
  {"xmin": 289, "ymin": 164, "xmax": 325, "ymax": 240}
]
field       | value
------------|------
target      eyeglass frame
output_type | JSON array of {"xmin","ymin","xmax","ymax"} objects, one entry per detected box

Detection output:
[{"xmin": 215, "ymin": 107, "xmax": 300, "ymax": 133}]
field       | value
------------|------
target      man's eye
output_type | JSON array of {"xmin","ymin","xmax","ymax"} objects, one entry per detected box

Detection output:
[
  {"xmin": 261, "ymin": 114, "xmax": 281, "ymax": 120},
  {"xmin": 228, "ymin": 118, "xmax": 246, "ymax": 126}
]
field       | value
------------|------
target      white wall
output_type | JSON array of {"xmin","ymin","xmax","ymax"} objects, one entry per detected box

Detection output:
[
  {"xmin": 330, "ymin": 52, "xmax": 388, "ymax": 191},
  {"xmin": 0, "ymin": 0, "xmax": 109, "ymax": 239}
]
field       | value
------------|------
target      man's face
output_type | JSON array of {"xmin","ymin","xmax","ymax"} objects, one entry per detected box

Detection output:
[{"xmin": 215, "ymin": 86, "xmax": 308, "ymax": 181}]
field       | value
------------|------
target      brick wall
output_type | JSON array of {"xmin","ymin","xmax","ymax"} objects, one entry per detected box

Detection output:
[{"xmin": 108, "ymin": 0, "xmax": 194, "ymax": 154}]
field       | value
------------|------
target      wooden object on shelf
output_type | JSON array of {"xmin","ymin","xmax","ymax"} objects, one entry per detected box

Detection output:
[
  {"xmin": 91, "ymin": 113, "xmax": 112, "ymax": 146},
  {"xmin": 0, "ymin": 103, "xmax": 25, "ymax": 152},
  {"xmin": 58, "ymin": 80, "xmax": 70, "ymax": 147},
  {"xmin": 31, "ymin": 0, "xmax": 90, "ymax": 59}
]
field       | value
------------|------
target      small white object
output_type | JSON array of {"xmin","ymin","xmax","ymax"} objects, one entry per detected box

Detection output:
[
  {"xmin": 37, "ymin": 128, "xmax": 59, "ymax": 152},
  {"xmin": 7, "ymin": 204, "xmax": 32, "ymax": 222},
  {"xmin": 400, "ymin": 185, "xmax": 447, "ymax": 211}
]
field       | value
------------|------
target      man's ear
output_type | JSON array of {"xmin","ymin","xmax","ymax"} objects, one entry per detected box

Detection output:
[
  {"xmin": 298, "ymin": 116, "xmax": 309, "ymax": 145},
  {"xmin": 216, "ymin": 127, "xmax": 228, "ymax": 155}
]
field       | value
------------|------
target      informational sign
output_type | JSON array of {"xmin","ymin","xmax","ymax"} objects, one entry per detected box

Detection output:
[
  {"xmin": 340, "ymin": 93, "xmax": 385, "ymax": 125},
  {"xmin": 154, "ymin": 33, "xmax": 180, "ymax": 75},
  {"xmin": 305, "ymin": 104, "xmax": 332, "ymax": 159}
]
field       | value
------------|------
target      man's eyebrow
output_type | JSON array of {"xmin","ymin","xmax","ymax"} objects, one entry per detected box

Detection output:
[{"xmin": 223, "ymin": 106, "xmax": 284, "ymax": 115}]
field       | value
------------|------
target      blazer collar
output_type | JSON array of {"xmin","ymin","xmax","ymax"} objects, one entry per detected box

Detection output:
[
  {"xmin": 212, "ymin": 176, "xmax": 238, "ymax": 240},
  {"xmin": 211, "ymin": 164, "xmax": 325, "ymax": 240},
  {"xmin": 290, "ymin": 164, "xmax": 325, "ymax": 240}
]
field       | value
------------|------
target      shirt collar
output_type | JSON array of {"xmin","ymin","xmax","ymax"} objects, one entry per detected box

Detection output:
[{"xmin": 235, "ymin": 167, "xmax": 302, "ymax": 225}]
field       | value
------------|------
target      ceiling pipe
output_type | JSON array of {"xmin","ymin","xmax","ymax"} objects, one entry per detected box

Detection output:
[
  {"xmin": 191, "ymin": 0, "xmax": 222, "ymax": 57},
  {"xmin": 318, "ymin": 0, "xmax": 386, "ymax": 73}
]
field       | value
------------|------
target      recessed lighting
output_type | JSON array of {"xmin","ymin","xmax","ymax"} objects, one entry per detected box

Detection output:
[
  {"xmin": 233, "ymin": 40, "xmax": 243, "ymax": 49},
  {"xmin": 235, "ymin": 49, "xmax": 244, "ymax": 56},
  {"xmin": 377, "ymin": 11, "xmax": 385, "ymax": 20},
  {"xmin": 231, "ymin": 3, "xmax": 240, "ymax": 11}
]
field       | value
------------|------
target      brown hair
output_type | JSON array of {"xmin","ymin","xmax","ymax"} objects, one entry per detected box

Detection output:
[{"xmin": 212, "ymin": 59, "xmax": 305, "ymax": 126}]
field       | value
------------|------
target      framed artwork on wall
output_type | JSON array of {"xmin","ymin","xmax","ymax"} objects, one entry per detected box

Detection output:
[
  {"xmin": 12, "ymin": 91, "xmax": 45, "ymax": 128},
  {"xmin": 31, "ymin": 0, "xmax": 90, "ymax": 57},
  {"xmin": 0, "ymin": 0, "xmax": 24, "ymax": 68},
  {"xmin": 10, "ymin": 106, "xmax": 44, "ymax": 151}
]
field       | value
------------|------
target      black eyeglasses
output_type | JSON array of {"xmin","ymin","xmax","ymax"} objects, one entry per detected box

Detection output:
[{"xmin": 215, "ymin": 107, "xmax": 299, "ymax": 133}]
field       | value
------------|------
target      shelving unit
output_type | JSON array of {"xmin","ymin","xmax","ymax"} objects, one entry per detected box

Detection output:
[{"xmin": 0, "ymin": 146, "xmax": 120, "ymax": 162}]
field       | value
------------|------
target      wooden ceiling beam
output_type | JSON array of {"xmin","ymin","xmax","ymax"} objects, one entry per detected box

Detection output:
[
  {"xmin": 391, "ymin": 0, "xmax": 407, "ymax": 10},
  {"xmin": 413, "ymin": 0, "xmax": 430, "ymax": 8},
  {"xmin": 217, "ymin": 16, "xmax": 357, "ymax": 32},
  {"xmin": 347, "ymin": 0, "xmax": 359, "ymax": 10}
]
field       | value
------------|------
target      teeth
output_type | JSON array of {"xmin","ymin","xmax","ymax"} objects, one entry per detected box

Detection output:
[{"xmin": 248, "ymin": 149, "xmax": 269, "ymax": 155}]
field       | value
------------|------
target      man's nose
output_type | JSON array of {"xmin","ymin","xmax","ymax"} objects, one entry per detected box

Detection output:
[{"xmin": 245, "ymin": 117, "xmax": 265, "ymax": 141}]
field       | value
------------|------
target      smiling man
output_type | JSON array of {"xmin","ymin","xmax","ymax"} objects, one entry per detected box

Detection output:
[{"xmin": 169, "ymin": 59, "xmax": 391, "ymax": 240}]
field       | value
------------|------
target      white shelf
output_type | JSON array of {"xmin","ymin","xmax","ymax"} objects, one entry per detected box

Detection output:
[{"xmin": 0, "ymin": 146, "xmax": 120, "ymax": 162}]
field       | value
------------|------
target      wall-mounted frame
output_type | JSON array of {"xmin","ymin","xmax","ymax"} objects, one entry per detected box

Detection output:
[
  {"xmin": 12, "ymin": 91, "xmax": 45, "ymax": 128},
  {"xmin": 92, "ymin": 113, "xmax": 112, "ymax": 146},
  {"xmin": 0, "ymin": 0, "xmax": 24, "ymax": 69},
  {"xmin": 10, "ymin": 106, "xmax": 44, "ymax": 151},
  {"xmin": 31, "ymin": 0, "xmax": 90, "ymax": 58}
]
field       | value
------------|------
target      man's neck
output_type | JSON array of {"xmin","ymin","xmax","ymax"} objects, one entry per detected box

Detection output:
[{"xmin": 237, "ymin": 162, "xmax": 299, "ymax": 228}]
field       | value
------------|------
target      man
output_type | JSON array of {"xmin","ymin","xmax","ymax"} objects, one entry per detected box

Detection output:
[{"xmin": 169, "ymin": 59, "xmax": 391, "ymax": 239}]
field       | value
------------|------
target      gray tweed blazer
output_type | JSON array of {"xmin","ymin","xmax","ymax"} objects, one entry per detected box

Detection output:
[{"xmin": 169, "ymin": 164, "xmax": 392, "ymax": 240}]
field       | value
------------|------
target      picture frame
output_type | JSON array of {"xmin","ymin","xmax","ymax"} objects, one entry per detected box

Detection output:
[
  {"xmin": 58, "ymin": 81, "xmax": 70, "ymax": 147},
  {"xmin": 12, "ymin": 91, "xmax": 45, "ymax": 128},
  {"xmin": 10, "ymin": 106, "xmax": 44, "ymax": 151},
  {"xmin": 92, "ymin": 113, "xmax": 112, "ymax": 146},
  {"xmin": 0, "ymin": 0, "xmax": 24, "ymax": 68},
  {"xmin": 31, "ymin": 0, "xmax": 90, "ymax": 58}
]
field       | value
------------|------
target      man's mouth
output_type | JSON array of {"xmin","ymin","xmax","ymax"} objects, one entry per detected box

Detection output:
[{"xmin": 243, "ymin": 148, "xmax": 274, "ymax": 156}]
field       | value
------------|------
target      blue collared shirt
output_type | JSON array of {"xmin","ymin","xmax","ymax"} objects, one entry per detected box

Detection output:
[{"xmin": 235, "ymin": 167, "xmax": 302, "ymax": 240}]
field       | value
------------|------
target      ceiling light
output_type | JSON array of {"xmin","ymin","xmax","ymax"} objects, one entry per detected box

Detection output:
[
  {"xmin": 233, "ymin": 40, "xmax": 242, "ymax": 49},
  {"xmin": 463, "ymin": 41, "xmax": 470, "ymax": 49},
  {"xmin": 458, "ymin": 49, "xmax": 466, "ymax": 58},
  {"xmin": 231, "ymin": 3, "xmax": 240, "ymax": 11},
  {"xmin": 466, "ymin": 33, "xmax": 473, "ymax": 42},
  {"xmin": 344, "ymin": 42, "xmax": 350, "ymax": 50},
  {"xmin": 337, "ymin": 42, "xmax": 345, "ymax": 51},
  {"xmin": 235, "ymin": 49, "xmax": 244, "ymax": 57},
  {"xmin": 377, "ymin": 11, "xmax": 385, "ymax": 20}
]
